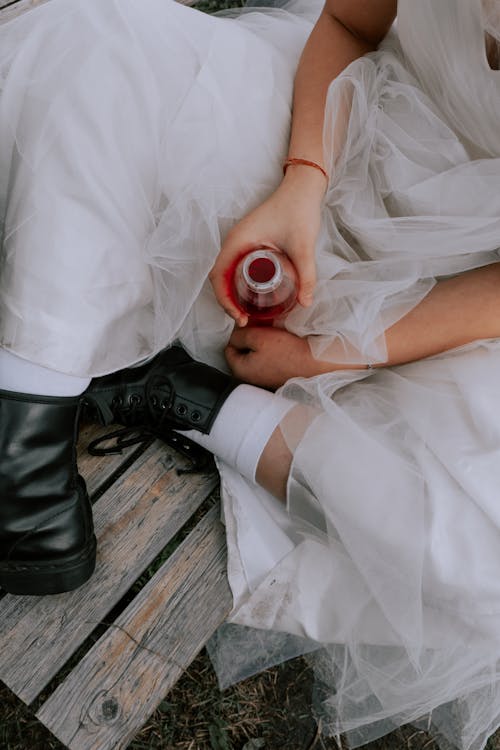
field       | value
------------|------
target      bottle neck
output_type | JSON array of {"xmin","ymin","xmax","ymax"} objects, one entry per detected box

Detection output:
[{"xmin": 242, "ymin": 251, "xmax": 283, "ymax": 293}]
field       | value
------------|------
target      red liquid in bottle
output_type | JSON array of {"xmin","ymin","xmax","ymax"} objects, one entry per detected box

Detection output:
[{"xmin": 232, "ymin": 249, "xmax": 298, "ymax": 324}]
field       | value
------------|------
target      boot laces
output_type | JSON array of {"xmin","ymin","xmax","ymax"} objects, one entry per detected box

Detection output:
[
  {"xmin": 87, "ymin": 425, "xmax": 212, "ymax": 474},
  {"xmin": 108, "ymin": 391, "xmax": 150, "ymax": 427},
  {"xmin": 81, "ymin": 391, "xmax": 147, "ymax": 427}
]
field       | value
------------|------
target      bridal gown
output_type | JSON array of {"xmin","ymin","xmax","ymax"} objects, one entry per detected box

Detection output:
[{"xmin": 2, "ymin": 1, "xmax": 500, "ymax": 748}]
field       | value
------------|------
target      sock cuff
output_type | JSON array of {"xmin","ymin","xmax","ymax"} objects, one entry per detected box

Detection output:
[
  {"xmin": 177, "ymin": 383, "xmax": 295, "ymax": 485},
  {"xmin": 0, "ymin": 349, "xmax": 91, "ymax": 396},
  {"xmin": 234, "ymin": 390, "xmax": 295, "ymax": 483}
]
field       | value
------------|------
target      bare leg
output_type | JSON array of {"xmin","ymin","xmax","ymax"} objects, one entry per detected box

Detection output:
[
  {"xmin": 255, "ymin": 424, "xmax": 292, "ymax": 501},
  {"xmin": 256, "ymin": 403, "xmax": 320, "ymax": 501}
]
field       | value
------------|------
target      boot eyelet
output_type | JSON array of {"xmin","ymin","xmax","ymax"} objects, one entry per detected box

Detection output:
[
  {"xmin": 151, "ymin": 395, "xmax": 158, "ymax": 408},
  {"xmin": 191, "ymin": 411, "xmax": 201, "ymax": 423},
  {"xmin": 176, "ymin": 404, "xmax": 188, "ymax": 416},
  {"xmin": 112, "ymin": 396, "xmax": 123, "ymax": 408},
  {"xmin": 160, "ymin": 399, "xmax": 168, "ymax": 410},
  {"xmin": 129, "ymin": 394, "xmax": 142, "ymax": 406}
]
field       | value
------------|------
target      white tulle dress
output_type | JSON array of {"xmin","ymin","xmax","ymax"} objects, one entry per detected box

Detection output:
[{"xmin": 2, "ymin": 1, "xmax": 500, "ymax": 748}]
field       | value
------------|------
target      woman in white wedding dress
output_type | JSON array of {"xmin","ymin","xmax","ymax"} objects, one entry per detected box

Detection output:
[{"xmin": 2, "ymin": 1, "xmax": 500, "ymax": 749}]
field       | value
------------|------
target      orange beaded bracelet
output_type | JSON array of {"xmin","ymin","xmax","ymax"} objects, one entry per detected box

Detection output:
[{"xmin": 283, "ymin": 157, "xmax": 329, "ymax": 182}]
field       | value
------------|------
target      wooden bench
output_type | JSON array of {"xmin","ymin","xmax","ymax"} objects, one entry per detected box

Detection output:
[{"xmin": 0, "ymin": 3, "xmax": 233, "ymax": 748}]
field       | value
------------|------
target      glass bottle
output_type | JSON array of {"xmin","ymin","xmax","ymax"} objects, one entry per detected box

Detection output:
[{"xmin": 232, "ymin": 248, "xmax": 298, "ymax": 324}]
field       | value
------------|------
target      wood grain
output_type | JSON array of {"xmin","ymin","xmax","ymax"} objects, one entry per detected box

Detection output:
[
  {"xmin": 0, "ymin": 0, "xmax": 49, "ymax": 22},
  {"xmin": 37, "ymin": 505, "xmax": 232, "ymax": 750},
  {"xmin": 78, "ymin": 421, "xmax": 147, "ymax": 498},
  {"xmin": 0, "ymin": 440, "xmax": 218, "ymax": 703}
]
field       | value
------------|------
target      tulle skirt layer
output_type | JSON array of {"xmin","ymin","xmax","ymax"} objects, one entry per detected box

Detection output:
[
  {"xmin": 2, "ymin": 0, "xmax": 499, "ymax": 373},
  {"xmin": 284, "ymin": 0, "xmax": 500, "ymax": 366},
  {"xmin": 3, "ymin": 1, "xmax": 500, "ymax": 749},
  {"xmin": 0, "ymin": 0, "xmax": 317, "ymax": 374},
  {"xmin": 212, "ymin": 3, "xmax": 500, "ymax": 750},
  {"xmin": 217, "ymin": 340, "xmax": 500, "ymax": 750}
]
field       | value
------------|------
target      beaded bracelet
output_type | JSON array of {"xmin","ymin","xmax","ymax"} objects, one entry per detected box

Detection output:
[{"xmin": 283, "ymin": 157, "xmax": 329, "ymax": 182}]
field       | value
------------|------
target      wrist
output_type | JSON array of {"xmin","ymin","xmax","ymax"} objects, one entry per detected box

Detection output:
[
  {"xmin": 283, "ymin": 157, "xmax": 328, "ymax": 181},
  {"xmin": 281, "ymin": 163, "xmax": 328, "ymax": 200},
  {"xmin": 304, "ymin": 338, "xmax": 381, "ymax": 376}
]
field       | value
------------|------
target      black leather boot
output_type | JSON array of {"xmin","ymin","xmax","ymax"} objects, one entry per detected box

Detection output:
[
  {"xmin": 0, "ymin": 390, "xmax": 97, "ymax": 595},
  {"xmin": 82, "ymin": 345, "xmax": 240, "ymax": 436}
]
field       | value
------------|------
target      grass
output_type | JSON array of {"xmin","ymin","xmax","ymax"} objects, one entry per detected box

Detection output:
[
  {"xmin": 0, "ymin": 650, "xmax": 443, "ymax": 750},
  {"xmin": 2, "ymin": 1, "xmax": 500, "ymax": 749},
  {"xmin": 7, "ymin": 646, "xmax": 500, "ymax": 750},
  {"xmin": 195, "ymin": 0, "xmax": 244, "ymax": 10}
]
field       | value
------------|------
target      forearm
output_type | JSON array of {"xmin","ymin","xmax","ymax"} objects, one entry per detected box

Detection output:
[
  {"xmin": 288, "ymin": 10, "xmax": 372, "ymax": 169},
  {"xmin": 285, "ymin": 1, "xmax": 396, "ymax": 188},
  {"xmin": 382, "ymin": 264, "xmax": 500, "ymax": 366},
  {"xmin": 225, "ymin": 265, "xmax": 500, "ymax": 389},
  {"xmin": 211, "ymin": 3, "xmax": 395, "ymax": 320},
  {"xmin": 312, "ymin": 264, "xmax": 500, "ymax": 374}
]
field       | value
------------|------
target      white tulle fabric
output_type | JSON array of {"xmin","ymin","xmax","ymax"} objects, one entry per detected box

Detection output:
[
  {"xmin": 3, "ymin": 1, "xmax": 500, "ymax": 749},
  {"xmin": 214, "ymin": 3, "xmax": 500, "ymax": 750},
  {"xmin": 0, "ymin": 0, "xmax": 317, "ymax": 375}
]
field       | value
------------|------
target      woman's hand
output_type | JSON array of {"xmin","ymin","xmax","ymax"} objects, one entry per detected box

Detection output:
[
  {"xmin": 225, "ymin": 326, "xmax": 331, "ymax": 389},
  {"xmin": 209, "ymin": 167, "xmax": 326, "ymax": 327}
]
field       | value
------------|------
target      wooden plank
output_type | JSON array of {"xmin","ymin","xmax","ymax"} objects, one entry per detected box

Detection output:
[
  {"xmin": 0, "ymin": 440, "xmax": 218, "ymax": 703},
  {"xmin": 0, "ymin": 0, "xmax": 21, "ymax": 10},
  {"xmin": 0, "ymin": 0, "xmax": 197, "ymax": 23},
  {"xmin": 37, "ymin": 505, "xmax": 231, "ymax": 750},
  {"xmin": 78, "ymin": 421, "xmax": 148, "ymax": 497},
  {"xmin": 0, "ymin": 0, "xmax": 48, "ymax": 22}
]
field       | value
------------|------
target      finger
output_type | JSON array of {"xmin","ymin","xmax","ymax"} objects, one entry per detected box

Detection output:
[
  {"xmin": 225, "ymin": 342, "xmax": 251, "ymax": 376},
  {"xmin": 209, "ymin": 271, "xmax": 248, "ymax": 326},
  {"xmin": 209, "ymin": 261, "xmax": 248, "ymax": 327},
  {"xmin": 228, "ymin": 326, "xmax": 259, "ymax": 349},
  {"xmin": 293, "ymin": 248, "xmax": 316, "ymax": 307},
  {"xmin": 224, "ymin": 343, "xmax": 237, "ymax": 371}
]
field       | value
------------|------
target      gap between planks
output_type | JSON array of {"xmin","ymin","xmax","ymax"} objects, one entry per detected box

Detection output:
[
  {"xmin": 0, "ymin": 434, "xmax": 219, "ymax": 703},
  {"xmin": 37, "ymin": 504, "xmax": 232, "ymax": 750}
]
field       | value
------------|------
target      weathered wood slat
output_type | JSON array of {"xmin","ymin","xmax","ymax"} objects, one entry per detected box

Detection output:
[
  {"xmin": 0, "ymin": 0, "xmax": 21, "ymax": 10},
  {"xmin": 37, "ymin": 505, "xmax": 232, "ymax": 750},
  {"xmin": 0, "ymin": 441, "xmax": 218, "ymax": 703},
  {"xmin": 78, "ymin": 421, "xmax": 147, "ymax": 497},
  {"xmin": 0, "ymin": 0, "xmax": 48, "ymax": 22}
]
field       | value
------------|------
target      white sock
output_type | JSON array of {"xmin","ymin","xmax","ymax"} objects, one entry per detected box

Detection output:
[
  {"xmin": 180, "ymin": 384, "xmax": 295, "ymax": 484},
  {"xmin": 0, "ymin": 349, "xmax": 91, "ymax": 396}
]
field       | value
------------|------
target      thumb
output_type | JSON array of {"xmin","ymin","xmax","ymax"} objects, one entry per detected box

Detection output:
[{"xmin": 294, "ymin": 247, "xmax": 316, "ymax": 308}]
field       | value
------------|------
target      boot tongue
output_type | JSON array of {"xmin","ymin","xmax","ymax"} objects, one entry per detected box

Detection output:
[{"xmin": 80, "ymin": 393, "xmax": 115, "ymax": 425}]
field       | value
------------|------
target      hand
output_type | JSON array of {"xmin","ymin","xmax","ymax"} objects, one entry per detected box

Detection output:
[
  {"xmin": 209, "ymin": 168, "xmax": 326, "ymax": 327},
  {"xmin": 225, "ymin": 327, "xmax": 330, "ymax": 389}
]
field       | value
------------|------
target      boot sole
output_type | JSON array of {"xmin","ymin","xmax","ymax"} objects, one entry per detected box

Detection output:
[{"xmin": 0, "ymin": 534, "xmax": 97, "ymax": 596}]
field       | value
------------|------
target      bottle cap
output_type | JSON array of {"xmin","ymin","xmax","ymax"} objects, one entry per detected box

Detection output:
[{"xmin": 242, "ymin": 250, "xmax": 283, "ymax": 293}]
